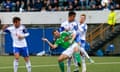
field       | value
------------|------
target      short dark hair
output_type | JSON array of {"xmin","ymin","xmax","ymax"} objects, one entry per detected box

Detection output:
[
  {"xmin": 52, "ymin": 29, "xmax": 58, "ymax": 35},
  {"xmin": 68, "ymin": 11, "xmax": 76, "ymax": 17},
  {"xmin": 13, "ymin": 17, "xmax": 21, "ymax": 23}
]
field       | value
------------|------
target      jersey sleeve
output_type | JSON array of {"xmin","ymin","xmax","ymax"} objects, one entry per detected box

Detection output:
[
  {"xmin": 54, "ymin": 38, "xmax": 62, "ymax": 47},
  {"xmin": 61, "ymin": 22, "xmax": 65, "ymax": 27},
  {"xmin": 58, "ymin": 27, "xmax": 65, "ymax": 32},
  {"xmin": 61, "ymin": 21, "xmax": 70, "ymax": 31},
  {"xmin": 4, "ymin": 27, "xmax": 11, "ymax": 34},
  {"xmin": 80, "ymin": 24, "xmax": 87, "ymax": 32},
  {"xmin": 22, "ymin": 26, "xmax": 29, "ymax": 37}
]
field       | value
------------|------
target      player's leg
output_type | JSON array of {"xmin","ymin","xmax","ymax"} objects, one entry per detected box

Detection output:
[
  {"xmin": 73, "ymin": 45, "xmax": 81, "ymax": 72},
  {"xmin": 59, "ymin": 43, "xmax": 76, "ymax": 72},
  {"xmin": 67, "ymin": 42, "xmax": 81, "ymax": 72},
  {"xmin": 73, "ymin": 47, "xmax": 81, "ymax": 65},
  {"xmin": 13, "ymin": 48, "xmax": 20, "ymax": 72},
  {"xmin": 22, "ymin": 47, "xmax": 31, "ymax": 72},
  {"xmin": 58, "ymin": 54, "xmax": 69, "ymax": 72},
  {"xmin": 67, "ymin": 58, "xmax": 72, "ymax": 72},
  {"xmin": 24, "ymin": 57, "xmax": 31, "ymax": 72},
  {"xmin": 80, "ymin": 47, "xmax": 94, "ymax": 63},
  {"xmin": 72, "ymin": 55, "xmax": 80, "ymax": 72},
  {"xmin": 81, "ymin": 56, "xmax": 86, "ymax": 72},
  {"xmin": 80, "ymin": 41, "xmax": 94, "ymax": 63}
]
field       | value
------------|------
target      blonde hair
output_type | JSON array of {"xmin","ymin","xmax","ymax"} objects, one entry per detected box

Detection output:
[{"xmin": 80, "ymin": 14, "xmax": 86, "ymax": 19}]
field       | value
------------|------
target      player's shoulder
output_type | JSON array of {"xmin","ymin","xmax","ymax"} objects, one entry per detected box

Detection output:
[
  {"xmin": 61, "ymin": 20, "xmax": 68, "ymax": 25},
  {"xmin": 72, "ymin": 20, "xmax": 79, "ymax": 25},
  {"xmin": 56, "ymin": 38, "xmax": 62, "ymax": 43},
  {"xmin": 7, "ymin": 25, "xmax": 14, "ymax": 30},
  {"xmin": 61, "ymin": 31, "xmax": 69, "ymax": 35},
  {"xmin": 20, "ymin": 25, "xmax": 26, "ymax": 29}
]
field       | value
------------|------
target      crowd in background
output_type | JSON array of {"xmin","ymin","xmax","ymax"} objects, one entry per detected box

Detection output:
[{"xmin": 0, "ymin": 0, "xmax": 120, "ymax": 12}]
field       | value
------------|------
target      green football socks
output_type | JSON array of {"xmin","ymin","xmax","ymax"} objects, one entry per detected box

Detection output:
[
  {"xmin": 74, "ymin": 52, "xmax": 81, "ymax": 63},
  {"xmin": 58, "ymin": 62, "xmax": 65, "ymax": 72}
]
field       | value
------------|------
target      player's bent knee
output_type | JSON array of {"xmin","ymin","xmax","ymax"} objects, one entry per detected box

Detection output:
[
  {"xmin": 14, "ymin": 53, "xmax": 20, "ymax": 59},
  {"xmin": 58, "ymin": 54, "xmax": 66, "ymax": 62},
  {"xmin": 58, "ymin": 56, "xmax": 63, "ymax": 62},
  {"xmin": 74, "ymin": 47, "xmax": 79, "ymax": 52},
  {"xmin": 24, "ymin": 57, "xmax": 30, "ymax": 62}
]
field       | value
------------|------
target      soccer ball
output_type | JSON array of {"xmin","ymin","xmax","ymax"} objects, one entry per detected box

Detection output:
[{"xmin": 101, "ymin": 0, "xmax": 109, "ymax": 7}]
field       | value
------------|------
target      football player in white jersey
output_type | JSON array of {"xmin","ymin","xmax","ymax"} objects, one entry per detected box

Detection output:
[
  {"xmin": 1, "ymin": 17, "xmax": 31, "ymax": 72},
  {"xmin": 60, "ymin": 11, "xmax": 80, "ymax": 72},
  {"xmin": 60, "ymin": 11, "xmax": 78, "ymax": 43},
  {"xmin": 60, "ymin": 12, "xmax": 94, "ymax": 72},
  {"xmin": 76, "ymin": 14, "xmax": 94, "ymax": 72}
]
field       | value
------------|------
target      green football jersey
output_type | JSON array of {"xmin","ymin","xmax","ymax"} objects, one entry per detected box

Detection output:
[{"xmin": 54, "ymin": 31, "xmax": 72, "ymax": 49}]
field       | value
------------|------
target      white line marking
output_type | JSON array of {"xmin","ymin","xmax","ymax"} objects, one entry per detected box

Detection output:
[{"xmin": 0, "ymin": 62, "xmax": 120, "ymax": 69}]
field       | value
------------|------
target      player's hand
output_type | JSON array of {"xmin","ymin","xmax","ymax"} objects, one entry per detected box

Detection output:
[
  {"xmin": 69, "ymin": 40, "xmax": 73, "ymax": 43},
  {"xmin": 17, "ymin": 35, "xmax": 24, "ymax": 40},
  {"xmin": 42, "ymin": 38, "xmax": 48, "ymax": 42},
  {"xmin": 64, "ymin": 36, "xmax": 69, "ymax": 41}
]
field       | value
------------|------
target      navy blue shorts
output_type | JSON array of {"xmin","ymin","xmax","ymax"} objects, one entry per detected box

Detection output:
[{"xmin": 13, "ymin": 47, "xmax": 29, "ymax": 57}]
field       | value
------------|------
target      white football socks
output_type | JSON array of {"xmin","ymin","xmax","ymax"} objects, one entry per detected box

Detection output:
[
  {"xmin": 13, "ymin": 59, "xmax": 19, "ymax": 72},
  {"xmin": 26, "ymin": 60, "xmax": 31, "ymax": 72}
]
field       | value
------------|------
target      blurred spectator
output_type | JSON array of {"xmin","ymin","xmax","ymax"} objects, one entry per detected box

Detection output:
[
  {"xmin": 19, "ymin": 1, "xmax": 26, "ymax": 12},
  {"xmin": 89, "ymin": 0, "xmax": 96, "ymax": 9},
  {"xmin": 0, "ymin": 0, "xmax": 119, "ymax": 12},
  {"xmin": 41, "ymin": 7, "xmax": 47, "ymax": 12},
  {"xmin": 115, "ymin": 4, "xmax": 120, "ymax": 9},
  {"xmin": 51, "ymin": 0, "xmax": 59, "ymax": 11},
  {"xmin": 27, "ymin": 5, "xmax": 32, "ymax": 12},
  {"xmin": 14, "ymin": 1, "xmax": 20, "ymax": 12},
  {"xmin": 26, "ymin": 1, "xmax": 33, "ymax": 11},
  {"xmin": 108, "ymin": 0, "xmax": 116, "ymax": 10},
  {"xmin": 73, "ymin": 0, "xmax": 80, "ymax": 10},
  {"xmin": 67, "ymin": 1, "xmax": 74, "ymax": 11},
  {"xmin": 79, "ymin": 0, "xmax": 86, "ymax": 9},
  {"xmin": 96, "ymin": 0, "xmax": 102, "ymax": 9},
  {"xmin": 102, "ymin": 2, "xmax": 109, "ymax": 11},
  {"xmin": 43, "ymin": 0, "xmax": 51, "ymax": 11},
  {"xmin": 96, "ymin": 0, "xmax": 101, "ymax": 6},
  {"xmin": 97, "ymin": 4, "xmax": 103, "ymax": 10},
  {"xmin": 3, "ymin": 0, "xmax": 15, "ymax": 12},
  {"xmin": 33, "ymin": 0, "xmax": 43, "ymax": 11},
  {"xmin": 47, "ymin": 5, "xmax": 52, "ymax": 11}
]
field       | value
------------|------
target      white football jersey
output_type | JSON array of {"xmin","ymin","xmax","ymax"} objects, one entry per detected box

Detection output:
[
  {"xmin": 77, "ymin": 23, "xmax": 88, "ymax": 40},
  {"xmin": 61, "ymin": 20, "xmax": 78, "ymax": 34},
  {"xmin": 6, "ymin": 25, "xmax": 29, "ymax": 48}
]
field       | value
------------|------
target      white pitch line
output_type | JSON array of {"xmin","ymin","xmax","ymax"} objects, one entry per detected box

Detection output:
[{"xmin": 0, "ymin": 62, "xmax": 120, "ymax": 69}]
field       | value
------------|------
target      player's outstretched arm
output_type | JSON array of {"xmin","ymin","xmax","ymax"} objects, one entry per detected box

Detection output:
[
  {"xmin": 42, "ymin": 38, "xmax": 57, "ymax": 49},
  {"xmin": 1, "ymin": 24, "xmax": 9, "ymax": 31},
  {"xmin": 0, "ymin": 24, "xmax": 9, "ymax": 34}
]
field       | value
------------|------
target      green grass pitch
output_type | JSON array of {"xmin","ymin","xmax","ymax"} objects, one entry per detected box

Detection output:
[{"xmin": 0, "ymin": 56, "xmax": 120, "ymax": 72}]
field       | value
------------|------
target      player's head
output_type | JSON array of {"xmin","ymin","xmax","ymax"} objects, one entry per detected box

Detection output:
[
  {"xmin": 13, "ymin": 17, "xmax": 21, "ymax": 28},
  {"xmin": 68, "ymin": 11, "xmax": 76, "ymax": 22},
  {"xmin": 52, "ymin": 29, "xmax": 60, "ymax": 38},
  {"xmin": 110, "ymin": 7, "xmax": 114, "ymax": 12},
  {"xmin": 80, "ymin": 14, "xmax": 86, "ymax": 24}
]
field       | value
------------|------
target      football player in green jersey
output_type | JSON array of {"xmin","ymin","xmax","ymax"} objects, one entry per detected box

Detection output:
[{"xmin": 42, "ymin": 30, "xmax": 80, "ymax": 72}]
